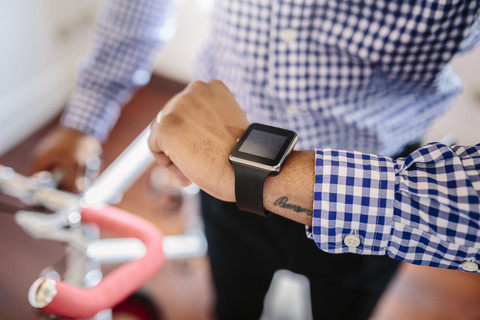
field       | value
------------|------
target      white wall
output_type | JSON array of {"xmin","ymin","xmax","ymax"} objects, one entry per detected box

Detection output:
[
  {"xmin": 423, "ymin": 46, "xmax": 480, "ymax": 147},
  {"xmin": 0, "ymin": 0, "xmax": 100, "ymax": 155},
  {"xmin": 154, "ymin": 0, "xmax": 212, "ymax": 83}
]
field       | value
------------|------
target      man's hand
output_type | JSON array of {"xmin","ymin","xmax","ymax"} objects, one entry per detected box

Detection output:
[
  {"xmin": 31, "ymin": 126, "xmax": 102, "ymax": 192},
  {"xmin": 148, "ymin": 80, "xmax": 250, "ymax": 202}
]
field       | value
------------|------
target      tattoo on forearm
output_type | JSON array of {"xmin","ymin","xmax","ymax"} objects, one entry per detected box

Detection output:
[{"xmin": 273, "ymin": 197, "xmax": 313, "ymax": 216}]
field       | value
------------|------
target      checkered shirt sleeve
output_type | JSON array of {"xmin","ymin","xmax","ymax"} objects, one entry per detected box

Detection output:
[
  {"xmin": 311, "ymin": 143, "xmax": 480, "ymax": 272},
  {"xmin": 60, "ymin": 0, "xmax": 174, "ymax": 141}
]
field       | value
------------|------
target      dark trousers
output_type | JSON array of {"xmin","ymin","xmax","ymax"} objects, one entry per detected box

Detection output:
[
  {"xmin": 200, "ymin": 143, "xmax": 419, "ymax": 319},
  {"xmin": 201, "ymin": 192, "xmax": 399, "ymax": 320}
]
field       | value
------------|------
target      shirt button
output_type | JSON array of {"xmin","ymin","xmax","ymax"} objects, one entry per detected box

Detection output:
[
  {"xmin": 287, "ymin": 104, "xmax": 298, "ymax": 115},
  {"xmin": 344, "ymin": 234, "xmax": 361, "ymax": 248},
  {"xmin": 280, "ymin": 28, "xmax": 297, "ymax": 43},
  {"xmin": 460, "ymin": 261, "xmax": 479, "ymax": 272}
]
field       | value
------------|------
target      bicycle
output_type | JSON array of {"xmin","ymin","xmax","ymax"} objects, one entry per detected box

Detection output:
[{"xmin": 0, "ymin": 126, "xmax": 207, "ymax": 319}]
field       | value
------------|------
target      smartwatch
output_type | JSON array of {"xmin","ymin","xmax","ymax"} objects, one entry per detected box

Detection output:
[{"xmin": 229, "ymin": 123, "xmax": 298, "ymax": 216}]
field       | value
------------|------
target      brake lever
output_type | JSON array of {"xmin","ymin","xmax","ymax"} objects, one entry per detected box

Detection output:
[{"xmin": 14, "ymin": 209, "xmax": 87, "ymax": 251}]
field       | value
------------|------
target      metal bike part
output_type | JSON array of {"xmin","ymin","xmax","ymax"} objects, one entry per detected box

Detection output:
[
  {"xmin": 81, "ymin": 126, "xmax": 154, "ymax": 207},
  {"xmin": 86, "ymin": 238, "xmax": 147, "ymax": 264},
  {"xmin": 14, "ymin": 210, "xmax": 82, "ymax": 241},
  {"xmin": 0, "ymin": 166, "xmax": 78, "ymax": 210},
  {"xmin": 163, "ymin": 230, "xmax": 208, "ymax": 259},
  {"xmin": 28, "ymin": 278, "xmax": 57, "ymax": 308}
]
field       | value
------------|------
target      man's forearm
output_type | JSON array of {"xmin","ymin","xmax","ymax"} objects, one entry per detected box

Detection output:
[{"xmin": 263, "ymin": 150, "xmax": 315, "ymax": 225}]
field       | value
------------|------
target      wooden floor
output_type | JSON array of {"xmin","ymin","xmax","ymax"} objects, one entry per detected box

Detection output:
[{"xmin": 0, "ymin": 75, "xmax": 479, "ymax": 320}]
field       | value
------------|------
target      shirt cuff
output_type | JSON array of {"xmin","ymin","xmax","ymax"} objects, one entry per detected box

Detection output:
[
  {"xmin": 312, "ymin": 149, "xmax": 396, "ymax": 255},
  {"xmin": 60, "ymin": 88, "xmax": 124, "ymax": 142}
]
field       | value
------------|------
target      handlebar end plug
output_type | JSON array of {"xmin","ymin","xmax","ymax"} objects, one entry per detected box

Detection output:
[{"xmin": 28, "ymin": 277, "xmax": 57, "ymax": 308}]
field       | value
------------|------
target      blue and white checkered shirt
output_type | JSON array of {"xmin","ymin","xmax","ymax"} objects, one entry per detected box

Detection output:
[
  {"xmin": 61, "ymin": 0, "xmax": 480, "ymax": 272},
  {"xmin": 313, "ymin": 143, "xmax": 480, "ymax": 272}
]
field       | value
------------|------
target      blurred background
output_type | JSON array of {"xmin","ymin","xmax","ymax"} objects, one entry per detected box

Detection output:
[
  {"xmin": 0, "ymin": 0, "xmax": 212, "ymax": 155},
  {"xmin": 0, "ymin": 1, "xmax": 479, "ymax": 320}
]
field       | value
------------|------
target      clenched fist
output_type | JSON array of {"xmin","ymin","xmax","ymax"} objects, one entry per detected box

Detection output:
[{"xmin": 148, "ymin": 80, "xmax": 250, "ymax": 202}]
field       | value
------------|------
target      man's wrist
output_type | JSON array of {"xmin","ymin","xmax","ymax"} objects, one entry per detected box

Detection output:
[
  {"xmin": 229, "ymin": 123, "xmax": 298, "ymax": 216},
  {"xmin": 263, "ymin": 150, "xmax": 315, "ymax": 225}
]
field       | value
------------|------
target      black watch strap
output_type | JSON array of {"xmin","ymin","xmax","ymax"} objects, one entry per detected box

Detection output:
[{"xmin": 231, "ymin": 163, "xmax": 271, "ymax": 216}]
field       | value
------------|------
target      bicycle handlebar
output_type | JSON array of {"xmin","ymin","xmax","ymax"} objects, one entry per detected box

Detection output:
[{"xmin": 28, "ymin": 205, "xmax": 165, "ymax": 319}]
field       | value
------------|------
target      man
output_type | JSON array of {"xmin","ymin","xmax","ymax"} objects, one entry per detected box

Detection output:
[{"xmin": 33, "ymin": 1, "xmax": 480, "ymax": 319}]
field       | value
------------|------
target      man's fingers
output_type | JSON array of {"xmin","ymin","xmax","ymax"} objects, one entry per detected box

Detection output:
[
  {"xmin": 149, "ymin": 109, "xmax": 192, "ymax": 186},
  {"xmin": 57, "ymin": 163, "xmax": 79, "ymax": 192},
  {"xmin": 150, "ymin": 149, "xmax": 171, "ymax": 167},
  {"xmin": 166, "ymin": 162, "xmax": 192, "ymax": 186},
  {"xmin": 149, "ymin": 138, "xmax": 192, "ymax": 186}
]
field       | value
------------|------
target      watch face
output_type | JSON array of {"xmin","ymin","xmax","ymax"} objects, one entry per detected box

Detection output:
[
  {"xmin": 230, "ymin": 123, "xmax": 297, "ymax": 170},
  {"xmin": 238, "ymin": 129, "xmax": 287, "ymax": 160}
]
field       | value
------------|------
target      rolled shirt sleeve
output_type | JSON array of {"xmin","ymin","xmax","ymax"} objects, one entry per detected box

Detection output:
[{"xmin": 311, "ymin": 143, "xmax": 480, "ymax": 272}]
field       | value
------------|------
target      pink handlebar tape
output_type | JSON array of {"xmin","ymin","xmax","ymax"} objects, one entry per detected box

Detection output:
[{"xmin": 40, "ymin": 205, "xmax": 165, "ymax": 319}]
